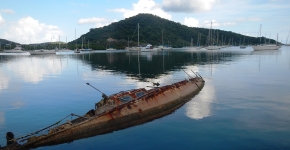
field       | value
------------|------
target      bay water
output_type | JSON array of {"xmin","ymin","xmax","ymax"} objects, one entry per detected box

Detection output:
[{"xmin": 0, "ymin": 47, "xmax": 289, "ymax": 149}]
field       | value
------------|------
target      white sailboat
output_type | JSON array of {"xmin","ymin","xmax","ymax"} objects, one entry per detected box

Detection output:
[
  {"xmin": 4, "ymin": 45, "xmax": 26, "ymax": 53},
  {"xmin": 205, "ymin": 22, "xmax": 220, "ymax": 50},
  {"xmin": 158, "ymin": 29, "xmax": 172, "ymax": 50},
  {"xmin": 106, "ymin": 37, "xmax": 116, "ymax": 50},
  {"xmin": 29, "ymin": 49, "xmax": 56, "ymax": 55},
  {"xmin": 126, "ymin": 23, "xmax": 141, "ymax": 51},
  {"xmin": 81, "ymin": 38, "xmax": 93, "ymax": 51},
  {"xmin": 240, "ymin": 37, "xmax": 246, "ymax": 49},
  {"xmin": 285, "ymin": 29, "xmax": 290, "ymax": 46},
  {"xmin": 252, "ymin": 24, "xmax": 281, "ymax": 51},
  {"xmin": 141, "ymin": 44, "xmax": 161, "ymax": 51}
]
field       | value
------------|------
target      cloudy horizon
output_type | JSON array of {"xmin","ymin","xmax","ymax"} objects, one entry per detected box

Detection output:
[{"xmin": 0, "ymin": 0, "xmax": 289, "ymax": 44}]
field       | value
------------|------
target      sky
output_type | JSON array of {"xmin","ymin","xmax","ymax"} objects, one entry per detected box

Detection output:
[{"xmin": 0, "ymin": 0, "xmax": 290, "ymax": 44}]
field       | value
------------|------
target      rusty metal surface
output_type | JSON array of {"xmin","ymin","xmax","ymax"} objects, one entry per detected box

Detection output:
[{"xmin": 5, "ymin": 77, "xmax": 205, "ymax": 150}]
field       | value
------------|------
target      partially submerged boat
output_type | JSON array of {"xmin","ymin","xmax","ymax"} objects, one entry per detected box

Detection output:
[{"xmin": 2, "ymin": 73, "xmax": 204, "ymax": 150}]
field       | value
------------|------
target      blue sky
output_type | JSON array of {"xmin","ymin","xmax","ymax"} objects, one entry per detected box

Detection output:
[{"xmin": 0, "ymin": 0, "xmax": 290, "ymax": 44}]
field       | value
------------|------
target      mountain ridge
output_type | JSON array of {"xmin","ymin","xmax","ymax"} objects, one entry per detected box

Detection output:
[
  {"xmin": 1, "ymin": 14, "xmax": 278, "ymax": 50},
  {"xmin": 68, "ymin": 13, "xmax": 276, "ymax": 50}
]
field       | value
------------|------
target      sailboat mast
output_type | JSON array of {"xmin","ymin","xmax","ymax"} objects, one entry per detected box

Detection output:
[
  {"xmin": 75, "ymin": 29, "xmax": 76, "ymax": 49},
  {"xmin": 59, "ymin": 35, "xmax": 60, "ymax": 49},
  {"xmin": 276, "ymin": 33, "xmax": 278, "ymax": 45},
  {"xmin": 286, "ymin": 29, "xmax": 290, "ymax": 45},
  {"xmin": 210, "ymin": 21, "xmax": 212, "ymax": 46},
  {"xmin": 217, "ymin": 31, "xmax": 219, "ymax": 46},
  {"xmin": 259, "ymin": 24, "xmax": 262, "ymax": 44},
  {"xmin": 162, "ymin": 29, "xmax": 164, "ymax": 47},
  {"xmin": 138, "ymin": 23, "xmax": 139, "ymax": 47}
]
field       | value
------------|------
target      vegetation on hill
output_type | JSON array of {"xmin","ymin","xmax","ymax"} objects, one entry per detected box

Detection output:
[
  {"xmin": 68, "ymin": 14, "xmax": 278, "ymax": 50},
  {"xmin": 0, "ymin": 39, "xmax": 20, "ymax": 50},
  {"xmin": 1, "ymin": 14, "xmax": 279, "ymax": 50},
  {"xmin": 0, "ymin": 39, "xmax": 66, "ymax": 50}
]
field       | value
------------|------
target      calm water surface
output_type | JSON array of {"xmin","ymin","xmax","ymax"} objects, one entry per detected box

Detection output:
[{"xmin": 0, "ymin": 47, "xmax": 289, "ymax": 149}]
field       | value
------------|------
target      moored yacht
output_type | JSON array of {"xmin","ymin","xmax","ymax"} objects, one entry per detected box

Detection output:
[
  {"xmin": 141, "ymin": 44, "xmax": 161, "ymax": 51},
  {"xmin": 29, "ymin": 49, "xmax": 56, "ymax": 55},
  {"xmin": 4, "ymin": 45, "xmax": 26, "ymax": 53},
  {"xmin": 252, "ymin": 45, "xmax": 281, "ymax": 51}
]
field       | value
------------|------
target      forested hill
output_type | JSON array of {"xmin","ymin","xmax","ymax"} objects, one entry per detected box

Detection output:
[
  {"xmin": 0, "ymin": 14, "xmax": 278, "ymax": 50},
  {"xmin": 0, "ymin": 39, "xmax": 20, "ymax": 50},
  {"xmin": 71, "ymin": 14, "xmax": 276, "ymax": 50}
]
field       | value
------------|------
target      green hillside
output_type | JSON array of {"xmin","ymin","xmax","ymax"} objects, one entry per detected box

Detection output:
[
  {"xmin": 0, "ymin": 39, "xmax": 67, "ymax": 50},
  {"xmin": 68, "ymin": 13, "xmax": 277, "ymax": 50},
  {"xmin": 1, "ymin": 14, "xmax": 279, "ymax": 50},
  {"xmin": 0, "ymin": 39, "xmax": 20, "ymax": 50}
]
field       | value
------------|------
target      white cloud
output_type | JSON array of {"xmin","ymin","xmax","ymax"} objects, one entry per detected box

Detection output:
[
  {"xmin": 111, "ymin": 0, "xmax": 172, "ymax": 20},
  {"xmin": 78, "ymin": 17, "xmax": 116, "ymax": 28},
  {"xmin": 203, "ymin": 20, "xmax": 220, "ymax": 28},
  {"xmin": 1, "ymin": 9, "xmax": 15, "ymax": 14},
  {"xmin": 223, "ymin": 22, "xmax": 236, "ymax": 26},
  {"xmin": 3, "ymin": 17, "xmax": 64, "ymax": 44},
  {"xmin": 162, "ymin": 0, "xmax": 217, "ymax": 13},
  {"xmin": 0, "ymin": 13, "xmax": 5, "ymax": 25},
  {"xmin": 184, "ymin": 17, "xmax": 199, "ymax": 27},
  {"xmin": 236, "ymin": 17, "xmax": 261, "ymax": 22}
]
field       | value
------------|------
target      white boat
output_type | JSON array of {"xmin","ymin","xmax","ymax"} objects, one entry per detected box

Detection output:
[
  {"xmin": 252, "ymin": 24, "xmax": 281, "ymax": 51},
  {"xmin": 58, "ymin": 48, "xmax": 72, "ymax": 52},
  {"xmin": 125, "ymin": 47, "xmax": 141, "ymax": 51},
  {"xmin": 81, "ymin": 48, "xmax": 93, "ymax": 51},
  {"xmin": 106, "ymin": 48, "xmax": 116, "ymax": 50},
  {"xmin": 206, "ymin": 46, "xmax": 220, "ymax": 50},
  {"xmin": 158, "ymin": 46, "xmax": 172, "ymax": 50},
  {"xmin": 205, "ymin": 22, "xmax": 220, "ymax": 50},
  {"xmin": 74, "ymin": 49, "xmax": 81, "ymax": 53},
  {"xmin": 240, "ymin": 37, "xmax": 247, "ymax": 49},
  {"xmin": 106, "ymin": 37, "xmax": 116, "ymax": 50},
  {"xmin": 252, "ymin": 45, "xmax": 281, "ymax": 51},
  {"xmin": 158, "ymin": 29, "xmax": 172, "ymax": 50},
  {"xmin": 4, "ymin": 45, "xmax": 26, "ymax": 53},
  {"xmin": 29, "ymin": 49, "xmax": 56, "ymax": 55},
  {"xmin": 127, "ymin": 23, "xmax": 141, "ymax": 51},
  {"xmin": 141, "ymin": 44, "xmax": 161, "ymax": 51}
]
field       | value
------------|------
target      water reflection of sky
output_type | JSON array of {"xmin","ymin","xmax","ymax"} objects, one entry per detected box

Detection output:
[
  {"xmin": 11, "ymin": 56, "xmax": 65, "ymax": 84},
  {"xmin": 185, "ymin": 79, "xmax": 214, "ymax": 120},
  {"xmin": 1, "ymin": 47, "xmax": 290, "ymax": 149}
]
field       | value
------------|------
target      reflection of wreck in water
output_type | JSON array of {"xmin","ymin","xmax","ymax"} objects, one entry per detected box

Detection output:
[{"xmin": 2, "ymin": 75, "xmax": 205, "ymax": 150}]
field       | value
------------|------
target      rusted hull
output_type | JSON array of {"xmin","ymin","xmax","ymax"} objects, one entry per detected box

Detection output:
[{"xmin": 19, "ymin": 78, "xmax": 205, "ymax": 149}]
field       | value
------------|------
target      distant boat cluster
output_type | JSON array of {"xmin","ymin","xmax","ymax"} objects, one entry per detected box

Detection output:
[{"xmin": 1, "ymin": 45, "xmax": 73, "ymax": 55}]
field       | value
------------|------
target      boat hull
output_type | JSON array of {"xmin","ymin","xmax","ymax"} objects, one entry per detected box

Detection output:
[
  {"xmin": 29, "ymin": 50, "xmax": 56, "ymax": 55},
  {"xmin": 252, "ymin": 45, "xmax": 281, "ymax": 51},
  {"xmin": 4, "ymin": 50, "xmax": 26, "ymax": 53},
  {"xmin": 205, "ymin": 46, "xmax": 220, "ymax": 50},
  {"xmin": 126, "ymin": 47, "xmax": 141, "ymax": 51},
  {"xmin": 21, "ymin": 78, "xmax": 205, "ymax": 149}
]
